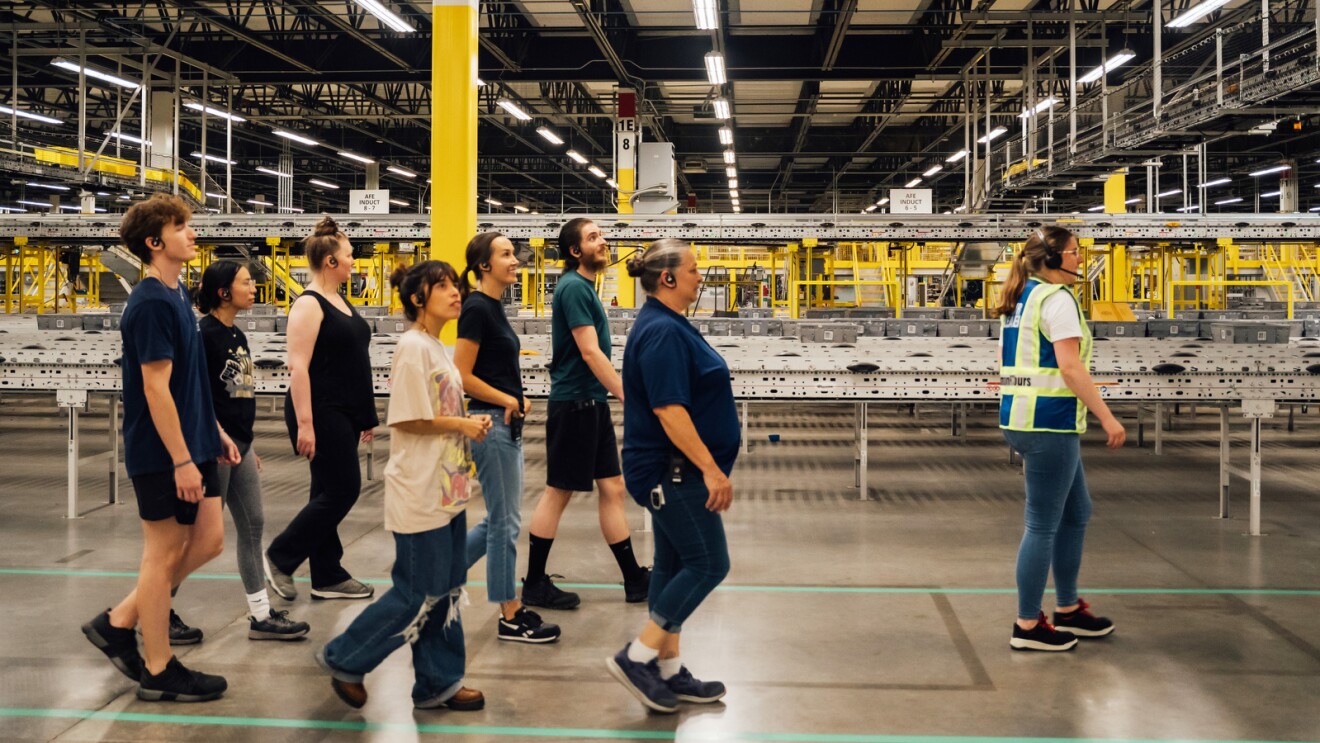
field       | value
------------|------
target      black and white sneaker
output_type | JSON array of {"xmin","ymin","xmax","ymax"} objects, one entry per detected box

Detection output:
[
  {"xmin": 310, "ymin": 578, "xmax": 375, "ymax": 601},
  {"xmin": 81, "ymin": 609, "xmax": 143, "ymax": 681},
  {"xmin": 498, "ymin": 608, "xmax": 561, "ymax": 644},
  {"xmin": 521, "ymin": 575, "xmax": 581, "ymax": 610},
  {"xmin": 249, "ymin": 609, "xmax": 311, "ymax": 641},
  {"xmin": 168, "ymin": 610, "xmax": 203, "ymax": 645},
  {"xmin": 1053, "ymin": 599, "xmax": 1115, "ymax": 638},
  {"xmin": 1010, "ymin": 612, "xmax": 1078, "ymax": 652},
  {"xmin": 137, "ymin": 657, "xmax": 227, "ymax": 702}
]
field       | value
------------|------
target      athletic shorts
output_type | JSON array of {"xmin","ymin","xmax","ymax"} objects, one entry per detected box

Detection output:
[
  {"xmin": 131, "ymin": 461, "xmax": 220, "ymax": 525},
  {"xmin": 545, "ymin": 399, "xmax": 621, "ymax": 492}
]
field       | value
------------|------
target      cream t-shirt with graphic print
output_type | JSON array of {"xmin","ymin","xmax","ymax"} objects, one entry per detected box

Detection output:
[{"xmin": 383, "ymin": 329, "xmax": 471, "ymax": 534}]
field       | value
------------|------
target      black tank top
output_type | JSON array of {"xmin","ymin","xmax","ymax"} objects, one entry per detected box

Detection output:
[{"xmin": 289, "ymin": 290, "xmax": 379, "ymax": 430}]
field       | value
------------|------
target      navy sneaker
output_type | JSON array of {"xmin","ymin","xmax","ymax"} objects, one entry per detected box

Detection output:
[
  {"xmin": 624, "ymin": 567, "xmax": 651, "ymax": 604},
  {"xmin": 605, "ymin": 644, "xmax": 678, "ymax": 713},
  {"xmin": 665, "ymin": 666, "xmax": 726, "ymax": 703},
  {"xmin": 521, "ymin": 575, "xmax": 581, "ymax": 610},
  {"xmin": 1010, "ymin": 612, "xmax": 1078, "ymax": 652},
  {"xmin": 168, "ymin": 610, "xmax": 203, "ymax": 645},
  {"xmin": 1053, "ymin": 599, "xmax": 1115, "ymax": 638},
  {"xmin": 137, "ymin": 657, "xmax": 227, "ymax": 702},
  {"xmin": 82, "ymin": 609, "xmax": 143, "ymax": 681}
]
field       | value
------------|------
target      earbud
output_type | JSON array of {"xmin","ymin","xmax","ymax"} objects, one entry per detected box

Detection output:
[
  {"xmin": 328, "ymin": 257, "xmax": 339, "ymax": 268},
  {"xmin": 220, "ymin": 289, "xmax": 232, "ymax": 301},
  {"xmin": 662, "ymin": 272, "xmax": 677, "ymax": 288},
  {"xmin": 149, "ymin": 237, "xmax": 162, "ymax": 248},
  {"xmin": 413, "ymin": 293, "xmax": 426, "ymax": 307},
  {"xmin": 480, "ymin": 263, "xmax": 491, "ymax": 272}
]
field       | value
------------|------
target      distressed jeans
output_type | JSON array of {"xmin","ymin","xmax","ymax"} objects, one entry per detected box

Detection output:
[{"xmin": 322, "ymin": 511, "xmax": 468, "ymax": 703}]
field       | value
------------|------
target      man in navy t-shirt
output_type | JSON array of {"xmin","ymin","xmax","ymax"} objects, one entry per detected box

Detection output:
[{"xmin": 81, "ymin": 194, "xmax": 239, "ymax": 704}]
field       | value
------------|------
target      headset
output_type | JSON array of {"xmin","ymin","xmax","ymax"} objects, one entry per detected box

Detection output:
[
  {"xmin": 327, "ymin": 256, "xmax": 339, "ymax": 268},
  {"xmin": 220, "ymin": 288, "xmax": 232, "ymax": 302},
  {"xmin": 662, "ymin": 271, "xmax": 677, "ymax": 288},
  {"xmin": 1036, "ymin": 228, "xmax": 1082, "ymax": 278}
]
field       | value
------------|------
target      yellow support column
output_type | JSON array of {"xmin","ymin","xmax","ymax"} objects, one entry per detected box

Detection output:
[
  {"xmin": 1103, "ymin": 169, "xmax": 1127, "ymax": 213},
  {"xmin": 615, "ymin": 253, "xmax": 636, "ymax": 308},
  {"xmin": 431, "ymin": 0, "xmax": 479, "ymax": 342}
]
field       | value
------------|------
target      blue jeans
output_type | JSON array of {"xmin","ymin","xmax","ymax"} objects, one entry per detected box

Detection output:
[
  {"xmin": 465, "ymin": 414, "xmax": 523, "ymax": 603},
  {"xmin": 323, "ymin": 512, "xmax": 468, "ymax": 703},
  {"xmin": 647, "ymin": 470, "xmax": 730, "ymax": 633},
  {"xmin": 1002, "ymin": 430, "xmax": 1093, "ymax": 620}
]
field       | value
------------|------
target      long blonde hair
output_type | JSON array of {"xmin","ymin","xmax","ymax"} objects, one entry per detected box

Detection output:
[{"xmin": 990, "ymin": 225, "xmax": 1074, "ymax": 318}]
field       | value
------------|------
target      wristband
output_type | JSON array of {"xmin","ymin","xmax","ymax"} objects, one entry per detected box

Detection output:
[{"xmin": 173, "ymin": 459, "xmax": 194, "ymax": 470}]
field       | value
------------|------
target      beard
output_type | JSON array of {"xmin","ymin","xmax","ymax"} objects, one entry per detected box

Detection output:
[{"xmin": 583, "ymin": 247, "xmax": 610, "ymax": 271}]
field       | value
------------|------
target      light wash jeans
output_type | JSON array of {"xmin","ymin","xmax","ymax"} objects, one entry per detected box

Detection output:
[
  {"xmin": 465, "ymin": 414, "xmax": 523, "ymax": 603},
  {"xmin": 213, "ymin": 441, "xmax": 265, "ymax": 595},
  {"xmin": 322, "ymin": 512, "xmax": 468, "ymax": 704},
  {"xmin": 1002, "ymin": 429, "xmax": 1093, "ymax": 620},
  {"xmin": 647, "ymin": 468, "xmax": 730, "ymax": 633}
]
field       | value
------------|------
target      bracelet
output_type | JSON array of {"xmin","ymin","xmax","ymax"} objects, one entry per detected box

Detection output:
[{"xmin": 173, "ymin": 459, "xmax": 194, "ymax": 470}]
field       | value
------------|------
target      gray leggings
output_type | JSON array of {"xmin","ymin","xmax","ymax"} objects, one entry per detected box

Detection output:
[{"xmin": 212, "ymin": 442, "xmax": 265, "ymax": 595}]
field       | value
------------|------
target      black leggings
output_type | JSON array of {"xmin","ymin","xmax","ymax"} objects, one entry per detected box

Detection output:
[{"xmin": 268, "ymin": 406, "xmax": 362, "ymax": 589}]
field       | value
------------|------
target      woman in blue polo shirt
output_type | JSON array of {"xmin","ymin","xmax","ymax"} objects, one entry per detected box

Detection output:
[{"xmin": 606, "ymin": 238, "xmax": 738, "ymax": 714}]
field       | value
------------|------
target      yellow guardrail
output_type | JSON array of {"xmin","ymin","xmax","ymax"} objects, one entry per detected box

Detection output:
[
  {"xmin": 1166, "ymin": 280, "xmax": 1294, "ymax": 319},
  {"xmin": 787, "ymin": 278, "xmax": 901, "ymax": 319},
  {"xmin": 33, "ymin": 146, "xmax": 203, "ymax": 203}
]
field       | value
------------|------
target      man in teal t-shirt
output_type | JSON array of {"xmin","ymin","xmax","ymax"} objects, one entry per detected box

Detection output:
[{"xmin": 521, "ymin": 218, "xmax": 650, "ymax": 612}]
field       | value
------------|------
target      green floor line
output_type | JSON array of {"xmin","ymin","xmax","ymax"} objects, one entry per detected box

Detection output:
[
  {"xmin": 0, "ymin": 708, "xmax": 1314, "ymax": 743},
  {"xmin": 0, "ymin": 567, "xmax": 1317, "ymax": 596}
]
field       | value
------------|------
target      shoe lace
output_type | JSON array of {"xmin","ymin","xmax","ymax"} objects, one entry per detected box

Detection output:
[
  {"xmin": 515, "ymin": 608, "xmax": 543, "ymax": 628},
  {"xmin": 267, "ymin": 609, "xmax": 289, "ymax": 622},
  {"xmin": 1035, "ymin": 612, "xmax": 1059, "ymax": 633}
]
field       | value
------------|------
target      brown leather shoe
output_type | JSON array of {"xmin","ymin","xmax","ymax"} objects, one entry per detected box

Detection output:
[
  {"xmin": 331, "ymin": 677, "xmax": 368, "ymax": 709},
  {"xmin": 416, "ymin": 686, "xmax": 484, "ymax": 711}
]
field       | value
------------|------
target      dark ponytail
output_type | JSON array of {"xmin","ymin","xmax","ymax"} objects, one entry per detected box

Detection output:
[
  {"xmin": 195, "ymin": 259, "xmax": 244, "ymax": 313},
  {"xmin": 390, "ymin": 260, "xmax": 460, "ymax": 322},
  {"xmin": 459, "ymin": 231, "xmax": 505, "ymax": 298}
]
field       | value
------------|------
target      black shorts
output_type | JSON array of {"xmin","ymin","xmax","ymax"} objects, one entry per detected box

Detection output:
[
  {"xmin": 131, "ymin": 461, "xmax": 220, "ymax": 525},
  {"xmin": 545, "ymin": 399, "xmax": 621, "ymax": 492}
]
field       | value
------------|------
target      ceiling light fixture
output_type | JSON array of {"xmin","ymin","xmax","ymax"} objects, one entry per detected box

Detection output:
[
  {"xmin": 389, "ymin": 198, "xmax": 409, "ymax": 206},
  {"xmin": 1198, "ymin": 177, "xmax": 1231, "ymax": 188},
  {"xmin": 1262, "ymin": 190, "xmax": 1281, "ymax": 197},
  {"xmin": 1019, "ymin": 97, "xmax": 1059, "ymax": 118},
  {"xmin": 923, "ymin": 165, "xmax": 943, "ymax": 177},
  {"xmin": 1156, "ymin": 188, "xmax": 1182, "ymax": 198},
  {"xmin": 704, "ymin": 52, "xmax": 727, "ymax": 85},
  {"xmin": 713, "ymin": 98, "xmax": 730, "ymax": 120},
  {"xmin": 977, "ymin": 127, "xmax": 1007, "ymax": 144},
  {"xmin": 1168, "ymin": 0, "xmax": 1232, "ymax": 28},
  {"xmin": 726, "ymin": 166, "xmax": 737, "ymax": 178},
  {"xmin": 106, "ymin": 131, "xmax": 149, "ymax": 145},
  {"xmin": 513, "ymin": 205, "xmax": 530, "ymax": 213},
  {"xmin": 1215, "ymin": 197, "xmax": 1244, "ymax": 205},
  {"xmin": 877, "ymin": 197, "xmax": 890, "ymax": 206},
  {"xmin": 1087, "ymin": 205, "xmax": 1105, "ymax": 212},
  {"xmin": 26, "ymin": 182, "xmax": 69, "ymax": 191},
  {"xmin": 588, "ymin": 165, "xmax": 607, "ymax": 178},
  {"xmin": 338, "ymin": 150, "xmax": 376, "ymax": 165},
  {"xmin": 723, "ymin": 150, "xmax": 736, "ymax": 165},
  {"xmin": 729, "ymin": 178, "xmax": 739, "ymax": 189},
  {"xmin": 692, "ymin": 0, "xmax": 718, "ymax": 30},
  {"xmin": 730, "ymin": 189, "xmax": 739, "ymax": 199},
  {"xmin": 273, "ymin": 129, "xmax": 319, "ymax": 146},
  {"xmin": 484, "ymin": 197, "xmax": 503, "ymax": 206},
  {"xmin": 386, "ymin": 165, "xmax": 417, "ymax": 178},
  {"xmin": 566, "ymin": 149, "xmax": 589, "ymax": 164},
  {"xmin": 245, "ymin": 198, "xmax": 273, "ymax": 207},
  {"xmin": 1175, "ymin": 204, "xmax": 1201, "ymax": 212},
  {"xmin": 536, "ymin": 126, "xmax": 564, "ymax": 145},
  {"xmin": 1077, "ymin": 50, "xmax": 1137, "ymax": 84},
  {"xmin": 1125, "ymin": 197, "xmax": 1142, "ymax": 204},
  {"xmin": 16, "ymin": 200, "xmax": 52, "ymax": 207},
  {"xmin": 183, "ymin": 101, "xmax": 245, "ymax": 122},
  {"xmin": 308, "ymin": 179, "xmax": 339, "ymax": 189},
  {"xmin": 191, "ymin": 151, "xmax": 237, "ymax": 165},
  {"xmin": 946, "ymin": 149, "xmax": 968, "ymax": 163},
  {"xmin": 1249, "ymin": 164, "xmax": 1290, "ymax": 177},
  {"xmin": 51, "ymin": 58, "xmax": 139, "ymax": 90},
  {"xmin": 904, "ymin": 178, "xmax": 922, "ymax": 188},
  {"xmin": 352, "ymin": 0, "xmax": 415, "ymax": 33},
  {"xmin": 255, "ymin": 166, "xmax": 292, "ymax": 178},
  {"xmin": 718, "ymin": 127, "xmax": 733, "ymax": 145},
  {"xmin": 0, "ymin": 105, "xmax": 63, "ymax": 125},
  {"xmin": 496, "ymin": 99, "xmax": 532, "ymax": 121},
  {"xmin": 205, "ymin": 192, "xmax": 227, "ymax": 199},
  {"xmin": 605, "ymin": 178, "xmax": 618, "ymax": 188}
]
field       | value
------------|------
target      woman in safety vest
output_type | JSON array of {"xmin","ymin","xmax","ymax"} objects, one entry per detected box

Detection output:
[{"xmin": 993, "ymin": 225, "xmax": 1125, "ymax": 652}]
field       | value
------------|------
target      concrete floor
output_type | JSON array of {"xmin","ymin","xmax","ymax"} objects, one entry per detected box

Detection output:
[{"xmin": 0, "ymin": 394, "xmax": 1318, "ymax": 742}]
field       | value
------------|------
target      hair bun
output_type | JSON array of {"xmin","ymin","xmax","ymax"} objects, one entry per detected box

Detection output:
[
  {"xmin": 314, "ymin": 216, "xmax": 339, "ymax": 237},
  {"xmin": 389, "ymin": 264, "xmax": 409, "ymax": 289},
  {"xmin": 625, "ymin": 254, "xmax": 646, "ymax": 278}
]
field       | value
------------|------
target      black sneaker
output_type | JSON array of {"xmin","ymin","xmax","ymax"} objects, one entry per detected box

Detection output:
[
  {"xmin": 521, "ymin": 575, "xmax": 580, "ymax": 610},
  {"xmin": 81, "ymin": 609, "xmax": 143, "ymax": 681},
  {"xmin": 1053, "ymin": 599, "xmax": 1115, "ymax": 638},
  {"xmin": 624, "ymin": 567, "xmax": 651, "ymax": 604},
  {"xmin": 498, "ymin": 608, "xmax": 561, "ymax": 644},
  {"xmin": 1010, "ymin": 612, "xmax": 1078, "ymax": 652},
  {"xmin": 249, "ymin": 609, "xmax": 311, "ymax": 641},
  {"xmin": 605, "ymin": 643, "xmax": 678, "ymax": 714},
  {"xmin": 665, "ymin": 666, "xmax": 727, "ymax": 703},
  {"xmin": 137, "ymin": 656, "xmax": 227, "ymax": 702},
  {"xmin": 169, "ymin": 610, "xmax": 203, "ymax": 645}
]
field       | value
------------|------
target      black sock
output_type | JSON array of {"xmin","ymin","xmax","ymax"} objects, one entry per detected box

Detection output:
[
  {"xmin": 526, "ymin": 533, "xmax": 554, "ymax": 584},
  {"xmin": 170, "ymin": 586, "xmax": 178, "ymax": 599},
  {"xmin": 609, "ymin": 537, "xmax": 645, "ymax": 582}
]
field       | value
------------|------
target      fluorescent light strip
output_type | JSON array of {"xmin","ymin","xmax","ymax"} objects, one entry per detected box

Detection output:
[
  {"xmin": 256, "ymin": 166, "xmax": 292, "ymax": 178},
  {"xmin": 1175, "ymin": 205, "xmax": 1201, "ymax": 212},
  {"xmin": 904, "ymin": 178, "xmax": 922, "ymax": 188},
  {"xmin": 566, "ymin": 150, "xmax": 588, "ymax": 164},
  {"xmin": 107, "ymin": 131, "xmax": 149, "ymax": 145},
  {"xmin": 1168, "ymin": 0, "xmax": 1232, "ymax": 28},
  {"xmin": 0, "ymin": 105, "xmax": 62, "ymax": 125},
  {"xmin": 338, "ymin": 151, "xmax": 376, "ymax": 165},
  {"xmin": 729, "ymin": 178, "xmax": 739, "ymax": 189},
  {"xmin": 51, "ymin": 59, "xmax": 139, "ymax": 90},
  {"xmin": 0, "ymin": 207, "xmax": 28, "ymax": 212},
  {"xmin": 191, "ymin": 151, "xmax": 237, "ymax": 165},
  {"xmin": 273, "ymin": 129, "xmax": 319, "ymax": 146},
  {"xmin": 1198, "ymin": 178, "xmax": 1231, "ymax": 188},
  {"xmin": 864, "ymin": 205, "xmax": 877, "ymax": 213},
  {"xmin": 352, "ymin": 0, "xmax": 415, "ymax": 33},
  {"xmin": 537, "ymin": 127, "xmax": 564, "ymax": 145},
  {"xmin": 946, "ymin": 149, "xmax": 968, "ymax": 163},
  {"xmin": 877, "ymin": 198, "xmax": 889, "ymax": 206},
  {"xmin": 278, "ymin": 206, "xmax": 305, "ymax": 213},
  {"xmin": 16, "ymin": 200, "xmax": 52, "ymax": 207},
  {"xmin": 588, "ymin": 165, "xmax": 607, "ymax": 179},
  {"xmin": 723, "ymin": 150, "xmax": 736, "ymax": 165},
  {"xmin": 923, "ymin": 165, "xmax": 943, "ymax": 177},
  {"xmin": 713, "ymin": 98, "xmax": 730, "ymax": 120},
  {"xmin": 730, "ymin": 190, "xmax": 739, "ymax": 199},
  {"xmin": 205, "ymin": 192, "xmax": 227, "ymax": 199},
  {"xmin": 1156, "ymin": 189, "xmax": 1182, "ymax": 198},
  {"xmin": 1125, "ymin": 197, "xmax": 1142, "ymax": 204},
  {"xmin": 1310, "ymin": 206, "xmax": 1320, "ymax": 212},
  {"xmin": 1215, "ymin": 197, "xmax": 1243, "ymax": 205},
  {"xmin": 389, "ymin": 199, "xmax": 409, "ymax": 206},
  {"xmin": 26, "ymin": 182, "xmax": 69, "ymax": 191},
  {"xmin": 704, "ymin": 52, "xmax": 727, "ymax": 85},
  {"xmin": 1087, "ymin": 205, "xmax": 1105, "ymax": 212},
  {"xmin": 308, "ymin": 179, "xmax": 339, "ymax": 190},
  {"xmin": 484, "ymin": 197, "xmax": 503, "ymax": 206},
  {"xmin": 183, "ymin": 102, "xmax": 245, "ymax": 122},
  {"xmin": 496, "ymin": 99, "xmax": 532, "ymax": 121},
  {"xmin": 1019, "ymin": 97, "xmax": 1059, "ymax": 118},
  {"xmin": 1262, "ymin": 191, "xmax": 1281, "ymax": 198},
  {"xmin": 1249, "ymin": 165, "xmax": 1290, "ymax": 177},
  {"xmin": 977, "ymin": 127, "xmax": 1007, "ymax": 144},
  {"xmin": 245, "ymin": 198, "xmax": 273, "ymax": 207},
  {"xmin": 718, "ymin": 127, "xmax": 733, "ymax": 145},
  {"xmin": 725, "ymin": 166, "xmax": 737, "ymax": 178},
  {"xmin": 59, "ymin": 204, "xmax": 107, "ymax": 212},
  {"xmin": 513, "ymin": 205, "xmax": 530, "ymax": 213},
  {"xmin": 1077, "ymin": 50, "xmax": 1137, "ymax": 85},
  {"xmin": 692, "ymin": 0, "xmax": 718, "ymax": 30},
  {"xmin": 386, "ymin": 165, "xmax": 417, "ymax": 178},
  {"xmin": 605, "ymin": 179, "xmax": 618, "ymax": 189}
]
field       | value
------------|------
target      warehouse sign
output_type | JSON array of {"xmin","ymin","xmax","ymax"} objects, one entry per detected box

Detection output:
[
  {"xmin": 890, "ymin": 188, "xmax": 932, "ymax": 214},
  {"xmin": 350, "ymin": 189, "xmax": 389, "ymax": 214}
]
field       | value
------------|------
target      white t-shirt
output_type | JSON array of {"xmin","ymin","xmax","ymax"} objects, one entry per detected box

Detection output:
[
  {"xmin": 383, "ymin": 329, "xmax": 471, "ymax": 534},
  {"xmin": 1038, "ymin": 289, "xmax": 1083, "ymax": 342}
]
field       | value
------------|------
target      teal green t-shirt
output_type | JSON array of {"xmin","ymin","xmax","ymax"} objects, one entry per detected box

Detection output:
[{"xmin": 549, "ymin": 270, "xmax": 611, "ymax": 401}]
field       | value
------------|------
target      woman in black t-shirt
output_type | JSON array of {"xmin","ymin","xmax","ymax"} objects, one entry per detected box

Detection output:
[
  {"xmin": 196, "ymin": 261, "xmax": 309, "ymax": 640},
  {"xmin": 455, "ymin": 233, "xmax": 560, "ymax": 644}
]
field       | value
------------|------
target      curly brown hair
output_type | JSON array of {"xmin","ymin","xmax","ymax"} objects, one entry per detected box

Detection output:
[{"xmin": 119, "ymin": 194, "xmax": 192, "ymax": 263}]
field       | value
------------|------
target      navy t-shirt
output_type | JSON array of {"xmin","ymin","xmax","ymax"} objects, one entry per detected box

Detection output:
[
  {"xmin": 622, "ymin": 297, "xmax": 740, "ymax": 499},
  {"xmin": 120, "ymin": 278, "xmax": 221, "ymax": 477}
]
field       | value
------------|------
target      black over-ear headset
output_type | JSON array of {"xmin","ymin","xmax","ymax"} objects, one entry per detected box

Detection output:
[{"xmin": 1037, "ymin": 229, "xmax": 1063, "ymax": 270}]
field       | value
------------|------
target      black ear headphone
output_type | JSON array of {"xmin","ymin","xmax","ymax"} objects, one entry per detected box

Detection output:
[
  {"xmin": 149, "ymin": 236, "xmax": 162, "ymax": 248},
  {"xmin": 220, "ymin": 288, "xmax": 232, "ymax": 301},
  {"xmin": 327, "ymin": 257, "xmax": 339, "ymax": 268},
  {"xmin": 662, "ymin": 271, "xmax": 677, "ymax": 288},
  {"xmin": 1038, "ymin": 229, "xmax": 1063, "ymax": 270},
  {"xmin": 413, "ymin": 292, "xmax": 426, "ymax": 307},
  {"xmin": 479, "ymin": 262, "xmax": 491, "ymax": 272}
]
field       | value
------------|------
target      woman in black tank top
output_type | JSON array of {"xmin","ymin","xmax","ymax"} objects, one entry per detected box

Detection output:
[{"xmin": 266, "ymin": 218, "xmax": 381, "ymax": 601}]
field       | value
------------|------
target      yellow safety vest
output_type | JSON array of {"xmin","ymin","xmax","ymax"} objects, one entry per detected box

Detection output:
[{"xmin": 999, "ymin": 279, "xmax": 1093, "ymax": 434}]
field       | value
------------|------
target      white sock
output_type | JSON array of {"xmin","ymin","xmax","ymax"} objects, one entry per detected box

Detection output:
[
  {"xmin": 247, "ymin": 589, "xmax": 271, "ymax": 621},
  {"xmin": 627, "ymin": 640, "xmax": 660, "ymax": 664},
  {"xmin": 658, "ymin": 656, "xmax": 682, "ymax": 680}
]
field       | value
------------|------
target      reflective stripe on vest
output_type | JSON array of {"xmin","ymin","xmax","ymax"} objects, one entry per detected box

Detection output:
[{"xmin": 998, "ymin": 279, "xmax": 1093, "ymax": 434}]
